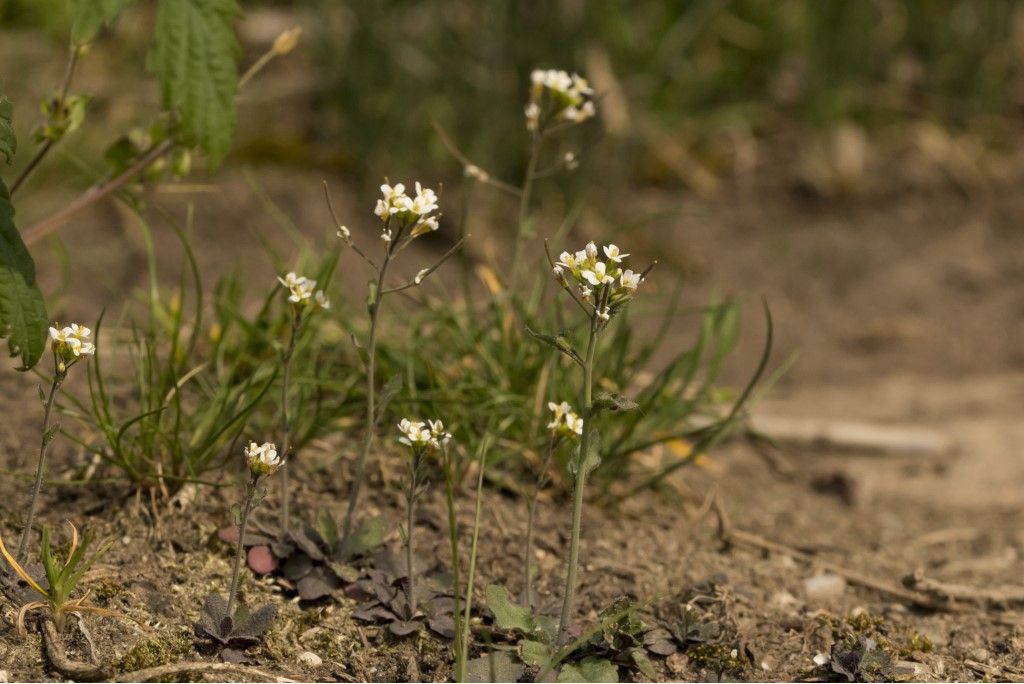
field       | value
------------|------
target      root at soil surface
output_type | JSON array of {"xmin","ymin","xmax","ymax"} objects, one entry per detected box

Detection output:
[{"xmin": 42, "ymin": 618, "xmax": 107, "ymax": 681}]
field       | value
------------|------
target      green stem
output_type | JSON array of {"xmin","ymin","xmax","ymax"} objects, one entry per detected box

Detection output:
[
  {"xmin": 404, "ymin": 450, "xmax": 421, "ymax": 617},
  {"xmin": 524, "ymin": 433, "xmax": 556, "ymax": 608},
  {"xmin": 555, "ymin": 316, "xmax": 599, "ymax": 647},
  {"xmin": 227, "ymin": 478, "xmax": 257, "ymax": 617},
  {"xmin": 11, "ymin": 46, "xmax": 79, "ymax": 196},
  {"xmin": 278, "ymin": 312, "xmax": 301, "ymax": 533},
  {"xmin": 459, "ymin": 440, "xmax": 489, "ymax": 677},
  {"xmin": 341, "ymin": 250, "xmax": 393, "ymax": 552},
  {"xmin": 443, "ymin": 448, "xmax": 465, "ymax": 679},
  {"xmin": 509, "ymin": 131, "xmax": 542, "ymax": 291},
  {"xmin": 17, "ymin": 374, "xmax": 62, "ymax": 563}
]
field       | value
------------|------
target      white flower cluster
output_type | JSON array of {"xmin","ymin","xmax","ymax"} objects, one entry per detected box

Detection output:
[
  {"xmin": 526, "ymin": 69, "xmax": 596, "ymax": 131},
  {"xmin": 49, "ymin": 323, "xmax": 95, "ymax": 361},
  {"xmin": 552, "ymin": 242, "xmax": 643, "ymax": 321},
  {"xmin": 398, "ymin": 418, "xmax": 452, "ymax": 451},
  {"xmin": 547, "ymin": 401, "xmax": 583, "ymax": 437},
  {"xmin": 245, "ymin": 441, "xmax": 283, "ymax": 476},
  {"xmin": 374, "ymin": 182, "xmax": 440, "ymax": 242},
  {"xmin": 278, "ymin": 272, "xmax": 330, "ymax": 310}
]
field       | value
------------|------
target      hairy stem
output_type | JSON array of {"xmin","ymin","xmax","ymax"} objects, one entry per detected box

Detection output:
[
  {"xmin": 460, "ymin": 440, "xmax": 489, "ymax": 676},
  {"xmin": 340, "ymin": 250, "xmax": 393, "ymax": 552},
  {"xmin": 524, "ymin": 433, "xmax": 556, "ymax": 608},
  {"xmin": 443, "ymin": 449, "xmax": 465, "ymax": 679},
  {"xmin": 227, "ymin": 478, "xmax": 257, "ymax": 617},
  {"xmin": 11, "ymin": 47, "xmax": 80, "ymax": 196},
  {"xmin": 556, "ymin": 317, "xmax": 598, "ymax": 647},
  {"xmin": 404, "ymin": 451, "xmax": 421, "ymax": 617},
  {"xmin": 17, "ymin": 374, "xmax": 62, "ymax": 563},
  {"xmin": 278, "ymin": 312, "xmax": 301, "ymax": 533}
]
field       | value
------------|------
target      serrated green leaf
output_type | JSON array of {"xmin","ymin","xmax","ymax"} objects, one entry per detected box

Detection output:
[
  {"xmin": 520, "ymin": 640, "xmax": 551, "ymax": 667},
  {"xmin": 0, "ymin": 82, "xmax": 15, "ymax": 165},
  {"xmin": 71, "ymin": 0, "xmax": 135, "ymax": 44},
  {"xmin": 485, "ymin": 584, "xmax": 533, "ymax": 634},
  {"xmin": 152, "ymin": 0, "xmax": 240, "ymax": 165},
  {"xmin": 0, "ymin": 179, "xmax": 48, "ymax": 370},
  {"xmin": 558, "ymin": 657, "xmax": 618, "ymax": 683}
]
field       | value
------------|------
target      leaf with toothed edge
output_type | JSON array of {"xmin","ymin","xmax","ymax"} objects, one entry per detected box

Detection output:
[
  {"xmin": 0, "ymin": 179, "xmax": 48, "ymax": 370},
  {"xmin": 152, "ymin": 0, "xmax": 240, "ymax": 165}
]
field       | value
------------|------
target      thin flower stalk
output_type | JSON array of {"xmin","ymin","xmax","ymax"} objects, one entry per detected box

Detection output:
[
  {"xmin": 397, "ymin": 418, "xmax": 451, "ymax": 617},
  {"xmin": 17, "ymin": 324, "xmax": 95, "ymax": 562},
  {"xmin": 332, "ymin": 181, "xmax": 449, "ymax": 552},
  {"xmin": 275, "ymin": 273, "xmax": 329, "ymax": 533},
  {"xmin": 229, "ymin": 441, "xmax": 283, "ymax": 616},
  {"xmin": 458, "ymin": 436, "xmax": 490, "ymax": 679},
  {"xmin": 442, "ymin": 445, "xmax": 465, "ymax": 676}
]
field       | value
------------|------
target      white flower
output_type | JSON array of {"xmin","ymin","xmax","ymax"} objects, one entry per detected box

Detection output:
[
  {"xmin": 558, "ymin": 251, "xmax": 577, "ymax": 269},
  {"xmin": 412, "ymin": 183, "xmax": 439, "ymax": 215},
  {"xmin": 336, "ymin": 225, "xmax": 351, "ymax": 242},
  {"xmin": 544, "ymin": 69, "xmax": 573, "ymax": 94},
  {"xmin": 50, "ymin": 323, "xmax": 95, "ymax": 359},
  {"xmin": 582, "ymin": 261, "xmax": 615, "ymax": 286},
  {"xmin": 410, "ymin": 215, "xmax": 439, "ymax": 237},
  {"xmin": 531, "ymin": 69, "xmax": 546, "ymax": 86},
  {"xmin": 564, "ymin": 152, "xmax": 578, "ymax": 171},
  {"xmin": 381, "ymin": 228, "xmax": 393, "ymax": 244},
  {"xmin": 547, "ymin": 401, "xmax": 583, "ymax": 437},
  {"xmin": 597, "ymin": 306, "xmax": 611, "ymax": 321},
  {"xmin": 585, "ymin": 241, "xmax": 598, "ymax": 259},
  {"xmin": 414, "ymin": 268, "xmax": 430, "ymax": 285},
  {"xmin": 603, "ymin": 244, "xmax": 629, "ymax": 263},
  {"xmin": 578, "ymin": 284, "xmax": 592, "ymax": 300},
  {"xmin": 245, "ymin": 441, "xmax": 283, "ymax": 476},
  {"xmin": 278, "ymin": 272, "xmax": 315, "ymax": 304},
  {"xmin": 315, "ymin": 290, "xmax": 331, "ymax": 309},
  {"xmin": 427, "ymin": 419, "xmax": 453, "ymax": 447},
  {"xmin": 381, "ymin": 183, "xmax": 405, "ymax": 202},
  {"xmin": 620, "ymin": 269, "xmax": 641, "ymax": 292},
  {"xmin": 374, "ymin": 198, "xmax": 390, "ymax": 220},
  {"xmin": 565, "ymin": 412, "xmax": 583, "ymax": 435},
  {"xmin": 398, "ymin": 418, "xmax": 436, "ymax": 449}
]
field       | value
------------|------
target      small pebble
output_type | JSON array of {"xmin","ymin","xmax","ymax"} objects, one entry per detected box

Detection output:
[
  {"xmin": 813, "ymin": 653, "xmax": 830, "ymax": 667},
  {"xmin": 804, "ymin": 572, "xmax": 846, "ymax": 599},
  {"xmin": 298, "ymin": 651, "xmax": 323, "ymax": 667}
]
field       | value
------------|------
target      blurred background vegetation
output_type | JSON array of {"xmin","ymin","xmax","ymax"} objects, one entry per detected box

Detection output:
[{"xmin": 3, "ymin": 0, "xmax": 1022, "ymax": 202}]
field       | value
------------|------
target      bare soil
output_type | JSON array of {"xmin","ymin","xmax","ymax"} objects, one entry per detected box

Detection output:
[{"xmin": 1, "ymin": 159, "xmax": 1024, "ymax": 682}]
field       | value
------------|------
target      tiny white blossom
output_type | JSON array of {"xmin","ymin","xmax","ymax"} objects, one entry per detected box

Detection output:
[
  {"xmin": 315, "ymin": 290, "xmax": 331, "ymax": 310},
  {"xmin": 620, "ymin": 269, "xmax": 641, "ymax": 292},
  {"xmin": 585, "ymin": 241, "xmax": 598, "ymax": 259},
  {"xmin": 558, "ymin": 251, "xmax": 577, "ymax": 269},
  {"xmin": 410, "ymin": 215, "xmax": 440, "ymax": 237},
  {"xmin": 245, "ymin": 441, "xmax": 283, "ymax": 476},
  {"xmin": 278, "ymin": 272, "xmax": 315, "ymax": 304},
  {"xmin": 582, "ymin": 261, "xmax": 615, "ymax": 286},
  {"xmin": 565, "ymin": 412, "xmax": 583, "ymax": 435},
  {"xmin": 381, "ymin": 228, "xmax": 393, "ymax": 244},
  {"xmin": 414, "ymin": 268, "xmax": 430, "ymax": 285},
  {"xmin": 597, "ymin": 306, "xmax": 611, "ymax": 321},
  {"xmin": 427, "ymin": 419, "xmax": 453, "ymax": 447},
  {"xmin": 603, "ymin": 244, "xmax": 629, "ymax": 263},
  {"xmin": 374, "ymin": 198, "xmax": 390, "ymax": 220},
  {"xmin": 50, "ymin": 323, "xmax": 95, "ymax": 359},
  {"xmin": 336, "ymin": 225, "xmax": 351, "ymax": 242},
  {"xmin": 578, "ymin": 284, "xmax": 592, "ymax": 300},
  {"xmin": 531, "ymin": 69, "xmax": 546, "ymax": 86},
  {"xmin": 564, "ymin": 152, "xmax": 578, "ymax": 170}
]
